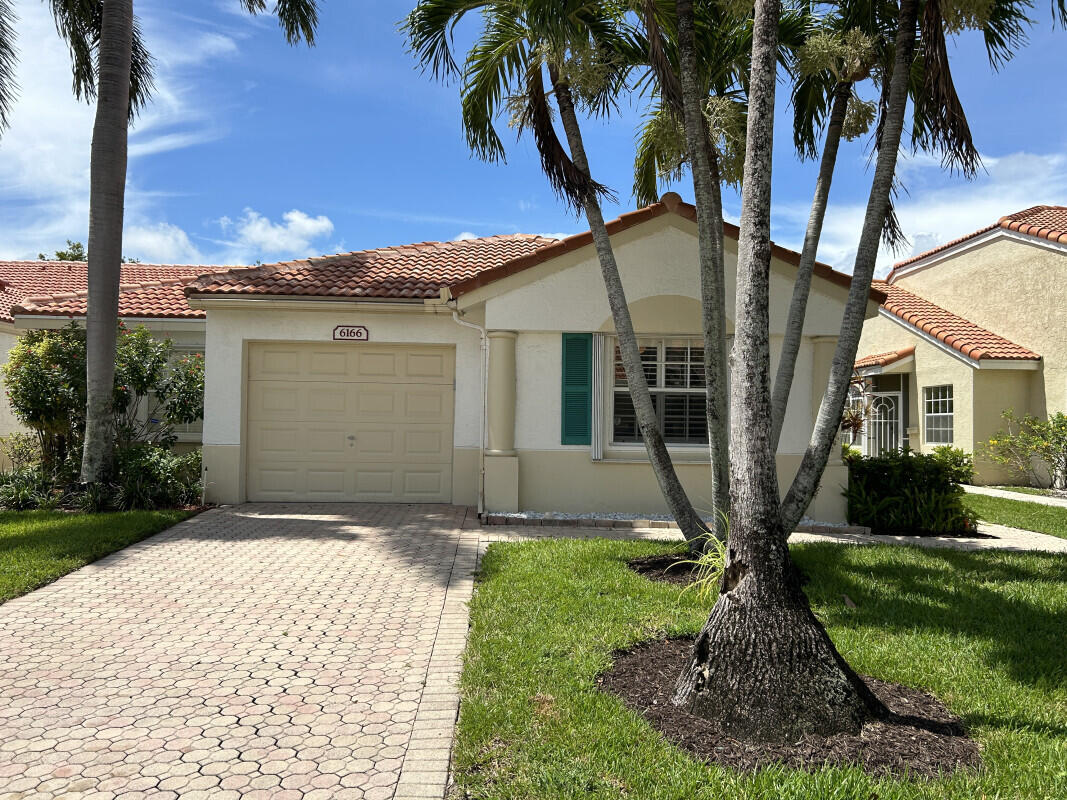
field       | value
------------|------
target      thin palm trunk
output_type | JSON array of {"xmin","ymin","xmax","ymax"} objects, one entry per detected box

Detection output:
[
  {"xmin": 81, "ymin": 0, "xmax": 134, "ymax": 483},
  {"xmin": 551, "ymin": 68, "xmax": 709, "ymax": 549},
  {"xmin": 675, "ymin": 0, "xmax": 730, "ymax": 541},
  {"xmin": 781, "ymin": 0, "xmax": 920, "ymax": 532},
  {"xmin": 672, "ymin": 0, "xmax": 887, "ymax": 741},
  {"xmin": 769, "ymin": 80, "xmax": 851, "ymax": 450}
]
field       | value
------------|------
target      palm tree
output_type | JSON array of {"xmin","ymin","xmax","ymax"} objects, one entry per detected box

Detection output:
[
  {"xmin": 0, "ymin": 0, "xmax": 322, "ymax": 483},
  {"xmin": 405, "ymin": 0, "xmax": 713, "ymax": 548}
]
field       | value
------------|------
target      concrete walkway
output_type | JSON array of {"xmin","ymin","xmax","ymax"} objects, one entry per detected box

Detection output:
[
  {"xmin": 964, "ymin": 483, "xmax": 1067, "ymax": 509},
  {"xmin": 0, "ymin": 504, "xmax": 478, "ymax": 800}
]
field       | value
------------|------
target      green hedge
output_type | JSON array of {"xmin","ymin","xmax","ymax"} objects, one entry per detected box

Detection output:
[{"xmin": 845, "ymin": 448, "xmax": 976, "ymax": 535}]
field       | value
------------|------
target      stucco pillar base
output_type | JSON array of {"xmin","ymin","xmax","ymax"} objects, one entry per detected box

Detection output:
[
  {"xmin": 202, "ymin": 444, "xmax": 243, "ymax": 505},
  {"xmin": 484, "ymin": 454, "xmax": 519, "ymax": 512}
]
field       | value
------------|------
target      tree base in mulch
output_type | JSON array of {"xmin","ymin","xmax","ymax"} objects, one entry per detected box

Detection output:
[
  {"xmin": 628, "ymin": 553, "xmax": 700, "ymax": 585},
  {"xmin": 599, "ymin": 637, "xmax": 981, "ymax": 778}
]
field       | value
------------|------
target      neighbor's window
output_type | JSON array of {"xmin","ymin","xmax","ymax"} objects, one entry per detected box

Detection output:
[
  {"xmin": 611, "ymin": 339, "xmax": 707, "ymax": 445},
  {"xmin": 923, "ymin": 385, "xmax": 954, "ymax": 444}
]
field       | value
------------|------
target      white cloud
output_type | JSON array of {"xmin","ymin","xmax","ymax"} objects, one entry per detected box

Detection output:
[
  {"xmin": 124, "ymin": 222, "xmax": 204, "ymax": 264},
  {"xmin": 0, "ymin": 1, "xmax": 241, "ymax": 260},
  {"xmin": 535, "ymin": 232, "xmax": 570, "ymax": 240},
  {"xmin": 780, "ymin": 150, "xmax": 1067, "ymax": 275},
  {"xmin": 453, "ymin": 231, "xmax": 478, "ymax": 241},
  {"xmin": 214, "ymin": 208, "xmax": 335, "ymax": 263}
]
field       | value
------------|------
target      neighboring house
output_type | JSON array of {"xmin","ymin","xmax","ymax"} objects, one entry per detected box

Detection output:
[
  {"xmin": 855, "ymin": 205, "xmax": 1067, "ymax": 482},
  {"xmin": 0, "ymin": 260, "xmax": 212, "ymax": 456},
  {"xmin": 184, "ymin": 193, "xmax": 883, "ymax": 522}
]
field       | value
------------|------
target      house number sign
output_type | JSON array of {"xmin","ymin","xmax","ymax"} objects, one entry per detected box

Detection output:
[{"xmin": 333, "ymin": 325, "xmax": 369, "ymax": 341}]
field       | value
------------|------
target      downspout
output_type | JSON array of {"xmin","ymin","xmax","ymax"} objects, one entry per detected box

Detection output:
[{"xmin": 449, "ymin": 304, "xmax": 488, "ymax": 515}]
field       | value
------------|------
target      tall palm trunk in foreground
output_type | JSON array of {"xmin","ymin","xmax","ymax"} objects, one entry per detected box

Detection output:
[
  {"xmin": 550, "ymin": 69, "xmax": 709, "ymax": 547},
  {"xmin": 669, "ymin": 0, "xmax": 927, "ymax": 741},
  {"xmin": 769, "ymin": 80, "xmax": 851, "ymax": 449},
  {"xmin": 780, "ymin": 0, "xmax": 918, "ymax": 533},
  {"xmin": 81, "ymin": 0, "xmax": 134, "ymax": 483},
  {"xmin": 673, "ymin": 0, "xmax": 730, "ymax": 541}
]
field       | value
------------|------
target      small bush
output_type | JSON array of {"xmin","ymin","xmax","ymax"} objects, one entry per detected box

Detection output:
[
  {"xmin": 112, "ymin": 446, "xmax": 202, "ymax": 511},
  {"xmin": 930, "ymin": 445, "xmax": 975, "ymax": 484},
  {"xmin": 982, "ymin": 410, "xmax": 1067, "ymax": 489},
  {"xmin": 845, "ymin": 449, "xmax": 975, "ymax": 535},
  {"xmin": 0, "ymin": 467, "xmax": 56, "ymax": 511}
]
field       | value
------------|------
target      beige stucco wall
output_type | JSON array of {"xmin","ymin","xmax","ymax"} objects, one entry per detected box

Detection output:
[
  {"xmin": 857, "ymin": 313, "xmax": 976, "ymax": 452},
  {"xmin": 895, "ymin": 236, "xmax": 1065, "ymax": 416},
  {"xmin": 515, "ymin": 451, "xmax": 847, "ymax": 522},
  {"xmin": 200, "ymin": 215, "xmax": 862, "ymax": 522}
]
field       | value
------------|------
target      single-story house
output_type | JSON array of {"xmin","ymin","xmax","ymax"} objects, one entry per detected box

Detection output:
[
  {"xmin": 179, "ymin": 193, "xmax": 883, "ymax": 522},
  {"xmin": 0, "ymin": 260, "xmax": 211, "ymax": 454},
  {"xmin": 855, "ymin": 205, "xmax": 1066, "ymax": 482}
]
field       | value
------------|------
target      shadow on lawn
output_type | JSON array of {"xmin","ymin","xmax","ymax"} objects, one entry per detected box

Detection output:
[{"xmin": 795, "ymin": 544, "xmax": 1067, "ymax": 690}]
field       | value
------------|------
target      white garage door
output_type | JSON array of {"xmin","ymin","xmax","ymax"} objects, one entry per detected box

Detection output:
[{"xmin": 246, "ymin": 342, "xmax": 455, "ymax": 502}]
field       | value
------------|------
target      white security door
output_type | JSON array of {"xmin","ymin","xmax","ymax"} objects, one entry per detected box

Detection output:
[
  {"xmin": 246, "ymin": 342, "xmax": 455, "ymax": 502},
  {"xmin": 866, "ymin": 393, "xmax": 901, "ymax": 456}
]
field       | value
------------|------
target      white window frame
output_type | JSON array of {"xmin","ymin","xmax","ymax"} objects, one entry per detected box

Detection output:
[
  {"xmin": 923, "ymin": 384, "xmax": 954, "ymax": 445},
  {"xmin": 141, "ymin": 346, "xmax": 204, "ymax": 444},
  {"xmin": 598, "ymin": 335, "xmax": 715, "ymax": 460}
]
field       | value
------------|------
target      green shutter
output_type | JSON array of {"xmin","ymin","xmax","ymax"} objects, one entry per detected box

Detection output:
[{"xmin": 561, "ymin": 333, "xmax": 592, "ymax": 445}]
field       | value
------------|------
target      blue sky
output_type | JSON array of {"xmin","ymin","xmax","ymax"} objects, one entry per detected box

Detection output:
[{"xmin": 1, "ymin": 0, "xmax": 1065, "ymax": 273}]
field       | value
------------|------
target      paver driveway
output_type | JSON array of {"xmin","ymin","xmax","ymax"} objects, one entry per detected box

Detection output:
[{"xmin": 0, "ymin": 504, "xmax": 476, "ymax": 800}]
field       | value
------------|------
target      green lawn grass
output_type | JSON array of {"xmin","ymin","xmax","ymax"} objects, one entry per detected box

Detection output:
[
  {"xmin": 967, "ymin": 493, "xmax": 1067, "ymax": 540},
  {"xmin": 456, "ymin": 539, "xmax": 1067, "ymax": 799},
  {"xmin": 0, "ymin": 509, "xmax": 193, "ymax": 603}
]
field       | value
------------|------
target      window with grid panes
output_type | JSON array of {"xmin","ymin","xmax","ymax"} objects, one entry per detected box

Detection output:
[
  {"xmin": 611, "ymin": 339, "xmax": 708, "ymax": 445},
  {"xmin": 923, "ymin": 385, "xmax": 953, "ymax": 444}
]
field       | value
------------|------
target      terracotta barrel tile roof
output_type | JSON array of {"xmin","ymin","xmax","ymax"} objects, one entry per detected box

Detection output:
[
  {"xmin": 0, "ymin": 261, "xmax": 215, "ymax": 322},
  {"xmin": 854, "ymin": 346, "xmax": 915, "ymax": 370},
  {"xmin": 890, "ymin": 205, "xmax": 1067, "ymax": 277},
  {"xmin": 874, "ymin": 281, "xmax": 1039, "ymax": 361},
  {"xmin": 186, "ymin": 235, "xmax": 559, "ymax": 299}
]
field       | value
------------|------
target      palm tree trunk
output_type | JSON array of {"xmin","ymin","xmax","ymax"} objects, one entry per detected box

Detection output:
[
  {"xmin": 81, "ymin": 0, "xmax": 134, "ymax": 483},
  {"xmin": 769, "ymin": 81, "xmax": 851, "ymax": 450},
  {"xmin": 672, "ymin": 0, "xmax": 886, "ymax": 741},
  {"xmin": 675, "ymin": 0, "xmax": 730, "ymax": 541},
  {"xmin": 781, "ymin": 0, "xmax": 920, "ymax": 532},
  {"xmin": 551, "ymin": 70, "xmax": 709, "ymax": 549}
]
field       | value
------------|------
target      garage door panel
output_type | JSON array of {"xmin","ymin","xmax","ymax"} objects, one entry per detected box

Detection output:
[{"xmin": 246, "ymin": 342, "xmax": 454, "ymax": 503}]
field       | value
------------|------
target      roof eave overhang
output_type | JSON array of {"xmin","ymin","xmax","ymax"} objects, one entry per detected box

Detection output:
[
  {"xmin": 877, "ymin": 308, "xmax": 1040, "ymax": 369},
  {"xmin": 889, "ymin": 228, "xmax": 1067, "ymax": 283},
  {"xmin": 856, "ymin": 354, "xmax": 915, "ymax": 377},
  {"xmin": 186, "ymin": 294, "xmax": 447, "ymax": 314},
  {"xmin": 13, "ymin": 314, "xmax": 206, "ymax": 330}
]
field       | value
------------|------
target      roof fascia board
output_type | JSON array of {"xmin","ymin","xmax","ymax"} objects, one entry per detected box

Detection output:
[
  {"xmin": 14, "ymin": 315, "xmax": 206, "ymax": 331},
  {"xmin": 856, "ymin": 355, "xmax": 914, "ymax": 377},
  {"xmin": 186, "ymin": 296, "xmax": 439, "ymax": 314},
  {"xmin": 890, "ymin": 228, "xmax": 1067, "ymax": 283}
]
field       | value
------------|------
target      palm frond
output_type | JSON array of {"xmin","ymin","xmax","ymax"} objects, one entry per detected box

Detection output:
[
  {"xmin": 47, "ymin": 0, "xmax": 154, "ymax": 118},
  {"xmin": 0, "ymin": 0, "xmax": 16, "ymax": 133},
  {"xmin": 527, "ymin": 65, "xmax": 615, "ymax": 211},
  {"xmin": 913, "ymin": 0, "xmax": 979, "ymax": 176},
  {"xmin": 632, "ymin": 102, "xmax": 687, "ymax": 205},
  {"xmin": 239, "ymin": 0, "xmax": 320, "ymax": 45},
  {"xmin": 404, "ymin": 0, "xmax": 494, "ymax": 80},
  {"xmin": 459, "ymin": 10, "xmax": 531, "ymax": 161}
]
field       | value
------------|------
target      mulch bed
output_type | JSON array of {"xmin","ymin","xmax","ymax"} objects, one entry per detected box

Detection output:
[
  {"xmin": 599, "ymin": 637, "xmax": 981, "ymax": 778},
  {"xmin": 628, "ymin": 553, "xmax": 702, "ymax": 585}
]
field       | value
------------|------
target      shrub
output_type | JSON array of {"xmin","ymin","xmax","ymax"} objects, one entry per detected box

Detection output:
[
  {"xmin": 982, "ymin": 410, "xmax": 1067, "ymax": 489},
  {"xmin": 845, "ymin": 449, "xmax": 975, "ymax": 535},
  {"xmin": 0, "ymin": 433, "xmax": 42, "ymax": 471},
  {"xmin": 1, "ymin": 322, "xmax": 204, "ymax": 464},
  {"xmin": 112, "ymin": 446, "xmax": 202, "ymax": 511},
  {"xmin": 930, "ymin": 445, "xmax": 975, "ymax": 484},
  {"xmin": 0, "ymin": 467, "xmax": 57, "ymax": 511}
]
